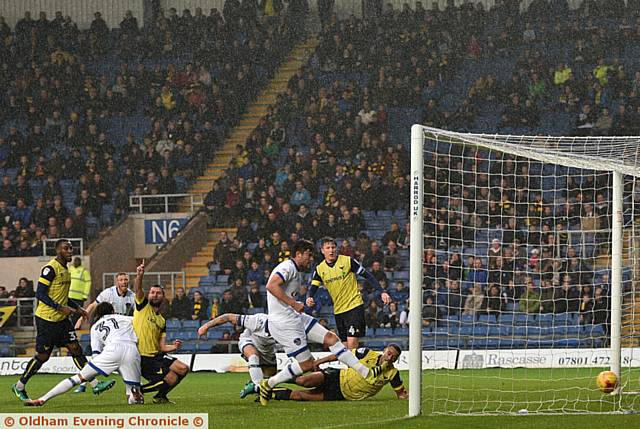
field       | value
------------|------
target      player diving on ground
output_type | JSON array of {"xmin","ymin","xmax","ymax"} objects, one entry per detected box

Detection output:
[{"xmin": 272, "ymin": 344, "xmax": 407, "ymax": 402}]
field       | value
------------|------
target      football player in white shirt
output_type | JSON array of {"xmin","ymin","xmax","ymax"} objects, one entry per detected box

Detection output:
[
  {"xmin": 259, "ymin": 240, "xmax": 378, "ymax": 406},
  {"xmin": 25, "ymin": 302, "xmax": 143, "ymax": 406},
  {"xmin": 197, "ymin": 311, "xmax": 323, "ymax": 399},
  {"xmin": 76, "ymin": 273, "xmax": 136, "ymax": 329},
  {"xmin": 73, "ymin": 272, "xmax": 136, "ymax": 393},
  {"xmin": 199, "ymin": 312, "xmax": 274, "ymax": 398}
]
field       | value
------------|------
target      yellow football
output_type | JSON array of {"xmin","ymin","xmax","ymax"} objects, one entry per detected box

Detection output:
[{"xmin": 596, "ymin": 370, "xmax": 618, "ymax": 394}]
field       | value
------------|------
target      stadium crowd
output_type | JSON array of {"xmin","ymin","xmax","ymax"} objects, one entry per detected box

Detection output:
[
  {"xmin": 1, "ymin": 1, "xmax": 630, "ymax": 346},
  {"xmin": 0, "ymin": 5, "xmax": 300, "ymax": 257}
]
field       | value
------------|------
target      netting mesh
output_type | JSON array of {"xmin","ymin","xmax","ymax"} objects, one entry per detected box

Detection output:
[{"xmin": 416, "ymin": 126, "xmax": 640, "ymax": 414}]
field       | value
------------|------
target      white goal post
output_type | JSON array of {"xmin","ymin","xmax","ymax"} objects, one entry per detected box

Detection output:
[{"xmin": 408, "ymin": 124, "xmax": 638, "ymax": 415}]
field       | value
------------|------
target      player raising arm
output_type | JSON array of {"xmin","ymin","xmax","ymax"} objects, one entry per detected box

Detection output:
[
  {"xmin": 273, "ymin": 344, "xmax": 408, "ymax": 402},
  {"xmin": 132, "ymin": 260, "xmax": 189, "ymax": 404},
  {"xmin": 25, "ymin": 302, "xmax": 143, "ymax": 406},
  {"xmin": 307, "ymin": 237, "xmax": 391, "ymax": 348}
]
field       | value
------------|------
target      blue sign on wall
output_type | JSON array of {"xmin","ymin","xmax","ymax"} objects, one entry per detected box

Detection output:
[{"xmin": 144, "ymin": 219, "xmax": 187, "ymax": 244}]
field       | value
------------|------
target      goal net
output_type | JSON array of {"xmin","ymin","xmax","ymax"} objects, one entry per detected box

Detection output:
[{"xmin": 408, "ymin": 125, "xmax": 640, "ymax": 415}]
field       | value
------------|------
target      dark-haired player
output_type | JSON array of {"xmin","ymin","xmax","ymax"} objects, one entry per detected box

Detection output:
[
  {"xmin": 12, "ymin": 239, "xmax": 114, "ymax": 401},
  {"xmin": 307, "ymin": 237, "xmax": 391, "ymax": 349},
  {"xmin": 133, "ymin": 260, "xmax": 189, "ymax": 404},
  {"xmin": 25, "ymin": 302, "xmax": 143, "ymax": 406},
  {"xmin": 273, "ymin": 344, "xmax": 407, "ymax": 402},
  {"xmin": 259, "ymin": 240, "xmax": 382, "ymax": 406}
]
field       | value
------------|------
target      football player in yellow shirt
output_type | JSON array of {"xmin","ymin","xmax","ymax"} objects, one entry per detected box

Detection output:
[
  {"xmin": 272, "ymin": 344, "xmax": 407, "ymax": 401},
  {"xmin": 307, "ymin": 237, "xmax": 391, "ymax": 348}
]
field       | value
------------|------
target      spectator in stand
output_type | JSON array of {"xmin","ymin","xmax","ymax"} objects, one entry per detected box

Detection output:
[
  {"xmin": 220, "ymin": 289, "xmax": 243, "ymax": 314},
  {"xmin": 485, "ymin": 284, "xmax": 504, "ymax": 315},
  {"xmin": 463, "ymin": 283, "xmax": 485, "ymax": 315},
  {"xmin": 422, "ymin": 296, "xmax": 437, "ymax": 327},
  {"xmin": 380, "ymin": 302, "xmax": 400, "ymax": 329},
  {"xmin": 593, "ymin": 287, "xmax": 609, "ymax": 330},
  {"xmin": 368, "ymin": 261, "xmax": 388, "ymax": 294},
  {"xmin": 230, "ymin": 277, "xmax": 249, "ymax": 310},
  {"xmin": 191, "ymin": 290, "xmax": 210, "ymax": 321},
  {"xmin": 363, "ymin": 241, "xmax": 384, "ymax": 268},
  {"xmin": 578, "ymin": 293, "xmax": 594, "ymax": 325},
  {"xmin": 383, "ymin": 240, "xmax": 400, "ymax": 272},
  {"xmin": 289, "ymin": 181, "xmax": 312, "ymax": 208},
  {"xmin": 15, "ymin": 277, "xmax": 35, "ymax": 298},
  {"xmin": 441, "ymin": 280, "xmax": 463, "ymax": 316},
  {"xmin": 390, "ymin": 281, "xmax": 408, "ymax": 305},
  {"xmin": 247, "ymin": 281, "xmax": 265, "ymax": 309},
  {"xmin": 364, "ymin": 300, "xmax": 382, "ymax": 330},
  {"xmin": 466, "ymin": 258, "xmax": 488, "ymax": 288},
  {"xmin": 1, "ymin": 239, "xmax": 15, "ymax": 257},
  {"xmin": 488, "ymin": 239, "xmax": 503, "ymax": 270},
  {"xmin": 170, "ymin": 287, "xmax": 193, "ymax": 320},
  {"xmin": 382, "ymin": 223, "xmax": 401, "ymax": 246},
  {"xmin": 519, "ymin": 279, "xmax": 541, "ymax": 314},
  {"xmin": 539, "ymin": 280, "xmax": 556, "ymax": 313}
]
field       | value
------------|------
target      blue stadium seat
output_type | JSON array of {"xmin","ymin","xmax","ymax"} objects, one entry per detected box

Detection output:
[
  {"xmin": 376, "ymin": 328, "xmax": 394, "ymax": 337},
  {"xmin": 365, "ymin": 341, "xmax": 388, "ymax": 350},
  {"xmin": 182, "ymin": 320, "xmax": 200, "ymax": 329},
  {"xmin": 514, "ymin": 314, "xmax": 528, "ymax": 325},
  {"xmin": 459, "ymin": 326, "xmax": 473, "ymax": 336},
  {"xmin": 179, "ymin": 343, "xmax": 197, "ymax": 353},
  {"xmin": 0, "ymin": 335, "xmax": 14, "ymax": 343},
  {"xmin": 197, "ymin": 341, "xmax": 215, "ymax": 353},
  {"xmin": 207, "ymin": 329, "xmax": 226, "ymax": 340},
  {"xmin": 460, "ymin": 314, "xmax": 475, "ymax": 325},
  {"xmin": 478, "ymin": 314, "xmax": 497, "ymax": 324},
  {"xmin": 394, "ymin": 327, "xmax": 409, "ymax": 336},
  {"xmin": 536, "ymin": 314, "xmax": 554, "ymax": 326},
  {"xmin": 166, "ymin": 319, "xmax": 182, "ymax": 330},
  {"xmin": 554, "ymin": 339, "xmax": 581, "ymax": 348},
  {"xmin": 498, "ymin": 314, "xmax": 515, "ymax": 325}
]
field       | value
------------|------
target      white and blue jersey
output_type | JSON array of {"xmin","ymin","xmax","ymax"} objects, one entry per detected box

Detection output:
[
  {"xmin": 87, "ymin": 314, "xmax": 140, "ymax": 387},
  {"xmin": 266, "ymin": 259, "xmax": 304, "ymax": 322}
]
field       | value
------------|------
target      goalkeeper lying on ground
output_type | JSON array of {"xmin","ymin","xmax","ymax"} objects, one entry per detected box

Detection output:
[{"xmin": 272, "ymin": 344, "xmax": 408, "ymax": 401}]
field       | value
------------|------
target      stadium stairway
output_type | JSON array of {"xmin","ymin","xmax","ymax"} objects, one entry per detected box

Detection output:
[
  {"xmin": 183, "ymin": 227, "xmax": 237, "ymax": 290},
  {"xmin": 180, "ymin": 35, "xmax": 319, "ymax": 210}
]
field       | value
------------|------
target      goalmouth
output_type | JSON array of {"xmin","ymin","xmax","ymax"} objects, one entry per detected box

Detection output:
[{"xmin": 408, "ymin": 124, "xmax": 639, "ymax": 416}]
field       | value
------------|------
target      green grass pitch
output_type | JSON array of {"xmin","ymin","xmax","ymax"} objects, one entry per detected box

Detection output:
[{"xmin": 1, "ymin": 369, "xmax": 639, "ymax": 429}]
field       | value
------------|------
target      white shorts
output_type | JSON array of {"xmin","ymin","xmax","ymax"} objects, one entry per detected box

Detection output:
[
  {"xmin": 268, "ymin": 313, "xmax": 330, "ymax": 362},
  {"xmin": 238, "ymin": 330, "xmax": 277, "ymax": 367},
  {"xmin": 82, "ymin": 342, "xmax": 141, "ymax": 387}
]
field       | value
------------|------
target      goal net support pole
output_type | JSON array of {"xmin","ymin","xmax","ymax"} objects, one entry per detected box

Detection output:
[
  {"xmin": 409, "ymin": 124, "xmax": 424, "ymax": 417},
  {"xmin": 611, "ymin": 171, "xmax": 623, "ymax": 387}
]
